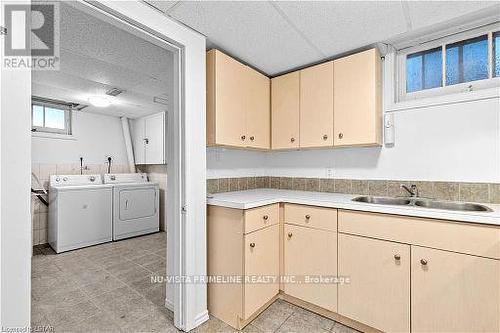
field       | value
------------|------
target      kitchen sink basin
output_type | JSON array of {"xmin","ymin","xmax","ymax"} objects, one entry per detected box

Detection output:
[
  {"xmin": 352, "ymin": 196, "xmax": 411, "ymax": 205},
  {"xmin": 352, "ymin": 196, "xmax": 493, "ymax": 212},
  {"xmin": 413, "ymin": 200, "xmax": 493, "ymax": 212}
]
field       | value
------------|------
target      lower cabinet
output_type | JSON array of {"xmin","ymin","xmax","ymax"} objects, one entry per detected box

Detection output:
[
  {"xmin": 411, "ymin": 246, "xmax": 500, "ymax": 333},
  {"xmin": 207, "ymin": 204, "xmax": 279, "ymax": 329},
  {"xmin": 283, "ymin": 224, "xmax": 337, "ymax": 312},
  {"xmin": 338, "ymin": 233, "xmax": 410, "ymax": 333},
  {"xmin": 243, "ymin": 224, "xmax": 279, "ymax": 320}
]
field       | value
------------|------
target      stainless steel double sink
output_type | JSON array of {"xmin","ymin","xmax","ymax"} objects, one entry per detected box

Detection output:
[{"xmin": 352, "ymin": 196, "xmax": 493, "ymax": 212}]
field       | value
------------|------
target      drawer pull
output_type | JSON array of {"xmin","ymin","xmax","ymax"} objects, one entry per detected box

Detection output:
[
  {"xmin": 420, "ymin": 259, "xmax": 428, "ymax": 266},
  {"xmin": 263, "ymin": 215, "xmax": 269, "ymax": 221},
  {"xmin": 250, "ymin": 136, "xmax": 255, "ymax": 141},
  {"xmin": 394, "ymin": 254, "xmax": 401, "ymax": 261},
  {"xmin": 249, "ymin": 243, "xmax": 255, "ymax": 248},
  {"xmin": 287, "ymin": 232, "xmax": 293, "ymax": 238},
  {"xmin": 323, "ymin": 134, "xmax": 328, "ymax": 140},
  {"xmin": 305, "ymin": 214, "xmax": 311, "ymax": 220},
  {"xmin": 290, "ymin": 137, "xmax": 295, "ymax": 143},
  {"xmin": 241, "ymin": 135, "xmax": 246, "ymax": 141}
]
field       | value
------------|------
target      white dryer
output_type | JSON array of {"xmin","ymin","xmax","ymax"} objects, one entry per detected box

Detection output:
[
  {"xmin": 49, "ymin": 175, "xmax": 113, "ymax": 253},
  {"xmin": 103, "ymin": 173, "xmax": 159, "ymax": 240}
]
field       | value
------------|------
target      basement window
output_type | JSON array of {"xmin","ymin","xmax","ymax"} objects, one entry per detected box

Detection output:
[
  {"xmin": 397, "ymin": 24, "xmax": 500, "ymax": 102},
  {"xmin": 32, "ymin": 99, "xmax": 72, "ymax": 135}
]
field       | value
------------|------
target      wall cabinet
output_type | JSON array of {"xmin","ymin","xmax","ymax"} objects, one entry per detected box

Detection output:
[
  {"xmin": 206, "ymin": 49, "xmax": 270, "ymax": 149},
  {"xmin": 338, "ymin": 233, "xmax": 410, "ymax": 333},
  {"xmin": 299, "ymin": 61, "xmax": 334, "ymax": 148},
  {"xmin": 131, "ymin": 112, "xmax": 166, "ymax": 165},
  {"xmin": 334, "ymin": 48, "xmax": 382, "ymax": 146},
  {"xmin": 411, "ymin": 246, "xmax": 499, "ymax": 333},
  {"xmin": 271, "ymin": 72, "xmax": 300, "ymax": 149}
]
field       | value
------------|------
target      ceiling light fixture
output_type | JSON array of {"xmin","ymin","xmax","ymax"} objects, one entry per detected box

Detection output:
[{"xmin": 88, "ymin": 96, "xmax": 112, "ymax": 107}]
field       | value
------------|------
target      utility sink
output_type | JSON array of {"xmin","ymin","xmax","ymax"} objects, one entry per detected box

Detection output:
[
  {"xmin": 352, "ymin": 196, "xmax": 493, "ymax": 212},
  {"xmin": 413, "ymin": 200, "xmax": 492, "ymax": 212},
  {"xmin": 352, "ymin": 196, "xmax": 411, "ymax": 205}
]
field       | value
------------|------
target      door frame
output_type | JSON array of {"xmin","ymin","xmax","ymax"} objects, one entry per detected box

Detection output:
[{"xmin": 0, "ymin": 1, "xmax": 207, "ymax": 331}]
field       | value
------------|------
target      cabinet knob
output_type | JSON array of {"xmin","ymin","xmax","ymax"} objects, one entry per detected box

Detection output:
[
  {"xmin": 250, "ymin": 136, "xmax": 255, "ymax": 141},
  {"xmin": 263, "ymin": 215, "xmax": 269, "ymax": 221},
  {"xmin": 287, "ymin": 232, "xmax": 293, "ymax": 238},
  {"xmin": 394, "ymin": 254, "xmax": 401, "ymax": 260},
  {"xmin": 241, "ymin": 135, "xmax": 246, "ymax": 141},
  {"xmin": 144, "ymin": 138, "xmax": 149, "ymax": 144},
  {"xmin": 420, "ymin": 259, "xmax": 428, "ymax": 266},
  {"xmin": 323, "ymin": 134, "xmax": 328, "ymax": 140},
  {"xmin": 338, "ymin": 133, "xmax": 344, "ymax": 139},
  {"xmin": 249, "ymin": 242, "xmax": 255, "ymax": 248},
  {"xmin": 305, "ymin": 214, "xmax": 311, "ymax": 220},
  {"xmin": 290, "ymin": 137, "xmax": 295, "ymax": 143}
]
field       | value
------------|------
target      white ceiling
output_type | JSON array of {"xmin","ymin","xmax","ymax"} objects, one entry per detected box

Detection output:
[
  {"xmin": 147, "ymin": 0, "xmax": 498, "ymax": 76},
  {"xmin": 32, "ymin": 3, "xmax": 174, "ymax": 118}
]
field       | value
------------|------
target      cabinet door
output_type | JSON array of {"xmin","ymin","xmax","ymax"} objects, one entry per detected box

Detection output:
[
  {"xmin": 245, "ymin": 67, "xmax": 270, "ymax": 149},
  {"xmin": 244, "ymin": 224, "xmax": 279, "ymax": 320},
  {"xmin": 208, "ymin": 50, "xmax": 247, "ymax": 147},
  {"xmin": 338, "ymin": 233, "xmax": 410, "ymax": 333},
  {"xmin": 271, "ymin": 72, "xmax": 300, "ymax": 149},
  {"xmin": 299, "ymin": 61, "xmax": 334, "ymax": 148},
  {"xmin": 131, "ymin": 117, "xmax": 145, "ymax": 164},
  {"xmin": 411, "ymin": 246, "xmax": 500, "ymax": 333},
  {"xmin": 334, "ymin": 49, "xmax": 381, "ymax": 147},
  {"xmin": 284, "ymin": 224, "xmax": 337, "ymax": 312},
  {"xmin": 144, "ymin": 112, "xmax": 165, "ymax": 164}
]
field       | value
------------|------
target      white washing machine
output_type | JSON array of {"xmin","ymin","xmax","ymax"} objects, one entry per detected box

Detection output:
[
  {"xmin": 48, "ymin": 175, "xmax": 113, "ymax": 253},
  {"xmin": 103, "ymin": 173, "xmax": 160, "ymax": 240}
]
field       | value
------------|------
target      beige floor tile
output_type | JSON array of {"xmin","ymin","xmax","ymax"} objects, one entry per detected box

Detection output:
[
  {"xmin": 251, "ymin": 299, "xmax": 296, "ymax": 332},
  {"xmin": 330, "ymin": 322, "xmax": 360, "ymax": 333},
  {"xmin": 70, "ymin": 313, "xmax": 122, "ymax": 333},
  {"xmin": 277, "ymin": 306, "xmax": 334, "ymax": 333}
]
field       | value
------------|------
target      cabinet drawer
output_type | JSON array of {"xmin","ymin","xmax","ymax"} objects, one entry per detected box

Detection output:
[
  {"xmin": 245, "ymin": 204, "xmax": 279, "ymax": 234},
  {"xmin": 284, "ymin": 204, "xmax": 337, "ymax": 231},
  {"xmin": 244, "ymin": 224, "xmax": 279, "ymax": 320},
  {"xmin": 338, "ymin": 210, "xmax": 500, "ymax": 259}
]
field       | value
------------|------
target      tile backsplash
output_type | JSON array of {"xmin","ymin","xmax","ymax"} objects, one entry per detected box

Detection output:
[
  {"xmin": 31, "ymin": 162, "xmax": 130, "ymax": 246},
  {"xmin": 207, "ymin": 177, "xmax": 500, "ymax": 204}
]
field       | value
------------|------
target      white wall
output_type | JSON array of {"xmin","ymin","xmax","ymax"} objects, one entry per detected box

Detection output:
[
  {"xmin": 207, "ymin": 96, "xmax": 500, "ymax": 183},
  {"xmin": 32, "ymin": 111, "xmax": 128, "ymax": 166}
]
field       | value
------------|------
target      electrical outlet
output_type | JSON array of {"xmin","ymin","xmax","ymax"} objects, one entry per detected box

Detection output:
[{"xmin": 326, "ymin": 168, "xmax": 334, "ymax": 178}]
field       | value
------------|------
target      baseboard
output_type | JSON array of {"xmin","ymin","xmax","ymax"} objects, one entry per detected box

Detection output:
[
  {"xmin": 164, "ymin": 297, "xmax": 174, "ymax": 311},
  {"xmin": 193, "ymin": 310, "xmax": 210, "ymax": 328}
]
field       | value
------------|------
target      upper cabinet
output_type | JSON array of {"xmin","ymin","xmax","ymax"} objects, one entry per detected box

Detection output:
[
  {"xmin": 206, "ymin": 49, "xmax": 270, "ymax": 150},
  {"xmin": 208, "ymin": 48, "xmax": 381, "ymax": 150},
  {"xmin": 299, "ymin": 61, "xmax": 334, "ymax": 148},
  {"xmin": 334, "ymin": 48, "xmax": 382, "ymax": 147},
  {"xmin": 131, "ymin": 112, "xmax": 166, "ymax": 165},
  {"xmin": 271, "ymin": 72, "xmax": 300, "ymax": 150}
]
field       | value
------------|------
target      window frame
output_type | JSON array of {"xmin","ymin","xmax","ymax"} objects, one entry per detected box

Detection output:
[
  {"xmin": 397, "ymin": 23, "xmax": 500, "ymax": 102},
  {"xmin": 31, "ymin": 99, "xmax": 72, "ymax": 135}
]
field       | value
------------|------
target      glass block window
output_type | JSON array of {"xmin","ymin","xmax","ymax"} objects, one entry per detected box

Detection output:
[
  {"xmin": 406, "ymin": 47, "xmax": 442, "ymax": 93},
  {"xmin": 446, "ymin": 35, "xmax": 488, "ymax": 85}
]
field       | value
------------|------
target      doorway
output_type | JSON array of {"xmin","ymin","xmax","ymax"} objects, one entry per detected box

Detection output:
[{"xmin": 0, "ymin": 1, "xmax": 207, "ymax": 331}]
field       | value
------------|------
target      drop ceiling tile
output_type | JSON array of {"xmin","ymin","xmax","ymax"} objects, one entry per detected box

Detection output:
[
  {"xmin": 274, "ymin": 1, "xmax": 408, "ymax": 57},
  {"xmin": 168, "ymin": 1, "xmax": 324, "ymax": 75},
  {"xmin": 406, "ymin": 1, "xmax": 498, "ymax": 30}
]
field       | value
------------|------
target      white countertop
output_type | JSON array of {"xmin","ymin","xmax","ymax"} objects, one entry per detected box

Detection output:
[{"xmin": 207, "ymin": 189, "xmax": 500, "ymax": 226}]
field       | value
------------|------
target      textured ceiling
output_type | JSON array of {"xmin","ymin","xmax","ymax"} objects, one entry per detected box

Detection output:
[
  {"xmin": 32, "ymin": 3, "xmax": 174, "ymax": 118},
  {"xmin": 146, "ymin": 0, "xmax": 498, "ymax": 76}
]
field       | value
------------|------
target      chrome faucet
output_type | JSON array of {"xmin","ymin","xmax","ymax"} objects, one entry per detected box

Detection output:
[{"xmin": 401, "ymin": 184, "xmax": 418, "ymax": 197}]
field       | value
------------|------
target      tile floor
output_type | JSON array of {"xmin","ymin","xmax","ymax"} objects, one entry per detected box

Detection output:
[{"xmin": 32, "ymin": 232, "xmax": 358, "ymax": 333}]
